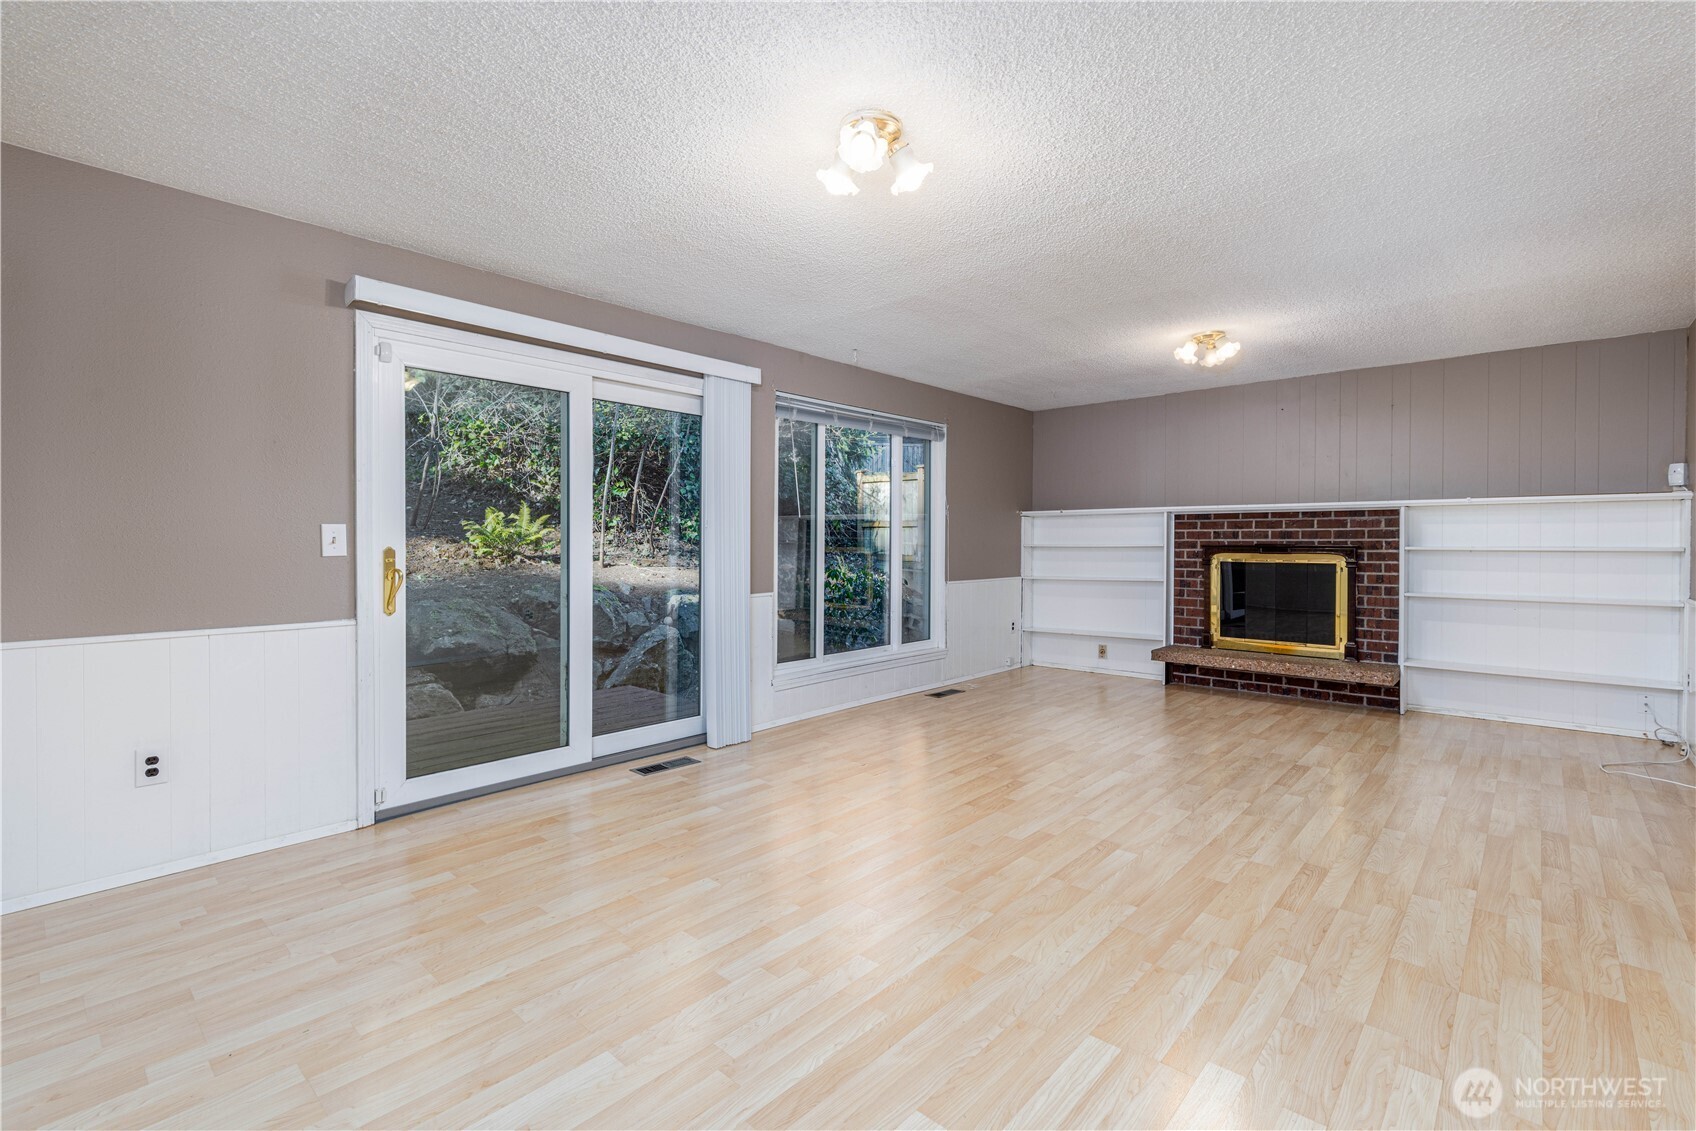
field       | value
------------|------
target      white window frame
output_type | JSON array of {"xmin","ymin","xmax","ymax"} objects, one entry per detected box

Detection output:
[{"xmin": 772, "ymin": 394, "xmax": 947, "ymax": 690}]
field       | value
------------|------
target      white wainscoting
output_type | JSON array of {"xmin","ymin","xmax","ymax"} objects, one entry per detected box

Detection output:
[
  {"xmin": 2, "ymin": 621, "xmax": 358, "ymax": 912},
  {"xmin": 751, "ymin": 578, "xmax": 1022, "ymax": 730}
]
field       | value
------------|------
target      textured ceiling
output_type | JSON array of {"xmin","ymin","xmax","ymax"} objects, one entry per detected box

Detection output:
[{"xmin": 3, "ymin": 2, "xmax": 1692, "ymax": 410}]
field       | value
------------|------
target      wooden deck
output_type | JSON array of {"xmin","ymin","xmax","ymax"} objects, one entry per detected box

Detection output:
[{"xmin": 407, "ymin": 686, "xmax": 702, "ymax": 777}]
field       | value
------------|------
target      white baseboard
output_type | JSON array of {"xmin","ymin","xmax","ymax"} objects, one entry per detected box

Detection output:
[
  {"xmin": 1028, "ymin": 660, "xmax": 1164, "ymax": 681},
  {"xmin": 1, "ymin": 820, "xmax": 356, "ymax": 915},
  {"xmin": 753, "ymin": 664, "xmax": 1017, "ymax": 732},
  {"xmin": 1404, "ymin": 704, "xmax": 1659, "ymax": 740}
]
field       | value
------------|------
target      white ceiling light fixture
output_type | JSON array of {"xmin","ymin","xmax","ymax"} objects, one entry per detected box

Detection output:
[
  {"xmin": 889, "ymin": 145, "xmax": 935, "ymax": 195},
  {"xmin": 1174, "ymin": 330, "xmax": 1242, "ymax": 368},
  {"xmin": 817, "ymin": 109, "xmax": 933, "ymax": 196}
]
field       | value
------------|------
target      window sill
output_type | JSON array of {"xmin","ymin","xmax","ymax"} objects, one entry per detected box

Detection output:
[{"xmin": 772, "ymin": 644, "xmax": 948, "ymax": 691}]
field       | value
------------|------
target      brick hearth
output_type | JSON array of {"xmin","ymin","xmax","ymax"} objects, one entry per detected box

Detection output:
[{"xmin": 1167, "ymin": 508, "xmax": 1401, "ymax": 709}]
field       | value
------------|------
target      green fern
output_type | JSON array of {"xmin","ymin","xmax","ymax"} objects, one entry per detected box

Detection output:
[{"xmin": 462, "ymin": 503, "xmax": 555, "ymax": 560}]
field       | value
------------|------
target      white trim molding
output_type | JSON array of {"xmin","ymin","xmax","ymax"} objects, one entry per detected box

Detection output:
[
  {"xmin": 2, "ymin": 618, "xmax": 356, "ymax": 651},
  {"xmin": 344, "ymin": 276, "xmax": 761, "ymax": 385},
  {"xmin": 3, "ymin": 822, "xmax": 356, "ymax": 915},
  {"xmin": 752, "ymin": 578, "xmax": 1021, "ymax": 731},
  {"xmin": 770, "ymin": 394, "xmax": 949, "ymax": 685}
]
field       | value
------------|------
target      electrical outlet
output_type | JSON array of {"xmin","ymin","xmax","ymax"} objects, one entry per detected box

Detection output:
[
  {"xmin": 135, "ymin": 751, "xmax": 167, "ymax": 787},
  {"xmin": 1098, "ymin": 644, "xmax": 1109, "ymax": 659}
]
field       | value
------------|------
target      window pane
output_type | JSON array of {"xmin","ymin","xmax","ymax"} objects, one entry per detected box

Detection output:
[
  {"xmin": 592, "ymin": 401, "xmax": 702, "ymax": 735},
  {"xmin": 901, "ymin": 438, "xmax": 931, "ymax": 643},
  {"xmin": 402, "ymin": 367, "xmax": 566, "ymax": 779},
  {"xmin": 824, "ymin": 427, "xmax": 890, "ymax": 655},
  {"xmin": 776, "ymin": 419, "xmax": 815, "ymax": 662}
]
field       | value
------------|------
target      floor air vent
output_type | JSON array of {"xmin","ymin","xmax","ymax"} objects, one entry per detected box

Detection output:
[
  {"xmin": 631, "ymin": 756, "xmax": 702, "ymax": 776},
  {"xmin": 927, "ymin": 689, "xmax": 965, "ymax": 698}
]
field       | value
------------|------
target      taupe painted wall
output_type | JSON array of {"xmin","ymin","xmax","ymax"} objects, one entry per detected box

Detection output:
[
  {"xmin": 1033, "ymin": 331, "xmax": 1689, "ymax": 510},
  {"xmin": 1, "ymin": 146, "xmax": 1031, "ymax": 642}
]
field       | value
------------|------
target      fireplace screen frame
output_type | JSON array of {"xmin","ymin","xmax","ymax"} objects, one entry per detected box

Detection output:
[{"xmin": 1208, "ymin": 551, "xmax": 1350, "ymax": 660}]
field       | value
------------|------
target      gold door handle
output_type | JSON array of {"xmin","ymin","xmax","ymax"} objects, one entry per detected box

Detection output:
[{"xmin": 383, "ymin": 547, "xmax": 406, "ymax": 616}]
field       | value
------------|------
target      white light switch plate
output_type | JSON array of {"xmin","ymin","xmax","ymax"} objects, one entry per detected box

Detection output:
[{"xmin": 321, "ymin": 523, "xmax": 348, "ymax": 557}]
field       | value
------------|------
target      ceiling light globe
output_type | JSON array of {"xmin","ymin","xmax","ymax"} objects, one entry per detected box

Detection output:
[
  {"xmin": 1174, "ymin": 341, "xmax": 1199, "ymax": 364},
  {"xmin": 1217, "ymin": 340, "xmax": 1242, "ymax": 361},
  {"xmin": 889, "ymin": 146, "xmax": 934, "ymax": 195},
  {"xmin": 838, "ymin": 121, "xmax": 888, "ymax": 174},
  {"xmin": 816, "ymin": 159, "xmax": 860, "ymax": 196}
]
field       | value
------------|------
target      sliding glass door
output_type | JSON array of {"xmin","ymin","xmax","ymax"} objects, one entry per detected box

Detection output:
[
  {"xmin": 372, "ymin": 328, "xmax": 594, "ymax": 811},
  {"xmin": 401, "ymin": 367, "xmax": 573, "ymax": 781},
  {"xmin": 370, "ymin": 322, "xmax": 706, "ymax": 811},
  {"xmin": 591, "ymin": 389, "xmax": 705, "ymax": 753}
]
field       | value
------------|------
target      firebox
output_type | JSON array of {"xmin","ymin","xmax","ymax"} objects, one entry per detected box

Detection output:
[{"xmin": 1209, "ymin": 551, "xmax": 1349, "ymax": 659}]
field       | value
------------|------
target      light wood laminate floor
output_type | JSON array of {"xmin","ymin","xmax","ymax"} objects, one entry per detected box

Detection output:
[{"xmin": 3, "ymin": 667, "xmax": 1692, "ymax": 1129}]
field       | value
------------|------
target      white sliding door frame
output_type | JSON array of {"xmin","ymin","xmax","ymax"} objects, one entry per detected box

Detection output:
[{"xmin": 353, "ymin": 303, "xmax": 756, "ymax": 825}]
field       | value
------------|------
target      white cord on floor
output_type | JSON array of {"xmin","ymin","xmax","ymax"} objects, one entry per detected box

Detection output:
[{"xmin": 1600, "ymin": 701, "xmax": 1696, "ymax": 790}]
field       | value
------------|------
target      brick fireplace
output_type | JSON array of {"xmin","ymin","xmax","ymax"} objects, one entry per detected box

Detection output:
[{"xmin": 1164, "ymin": 508, "xmax": 1401, "ymax": 709}]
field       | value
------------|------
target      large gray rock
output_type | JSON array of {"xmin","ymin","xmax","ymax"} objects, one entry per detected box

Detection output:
[
  {"xmin": 508, "ymin": 577, "xmax": 562, "ymax": 637},
  {"xmin": 593, "ymin": 587, "xmax": 628, "ymax": 642},
  {"xmin": 604, "ymin": 624, "xmax": 697, "ymax": 695},
  {"xmin": 469, "ymin": 642, "xmax": 564, "ymax": 711},
  {"xmin": 406, "ymin": 598, "xmax": 537, "ymax": 678},
  {"xmin": 667, "ymin": 593, "xmax": 700, "ymax": 638},
  {"xmin": 406, "ymin": 678, "xmax": 462, "ymax": 720}
]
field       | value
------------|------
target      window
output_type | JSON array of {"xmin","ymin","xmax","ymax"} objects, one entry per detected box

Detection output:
[{"xmin": 775, "ymin": 396, "xmax": 944, "ymax": 669}]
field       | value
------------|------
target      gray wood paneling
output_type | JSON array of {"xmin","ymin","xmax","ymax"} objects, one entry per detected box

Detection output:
[
  {"xmin": 1539, "ymin": 343, "xmax": 1577, "ymax": 494},
  {"xmin": 1408, "ymin": 359, "xmax": 1446, "ymax": 499},
  {"xmin": 1355, "ymin": 368, "xmax": 1393, "ymax": 499},
  {"xmin": 1032, "ymin": 329, "xmax": 1690, "ymax": 509},
  {"xmin": 1575, "ymin": 339, "xmax": 1601, "ymax": 492},
  {"xmin": 1516, "ymin": 349, "xmax": 1542, "ymax": 494},
  {"xmin": 1647, "ymin": 330, "xmax": 1685, "ymax": 490},
  {"xmin": 1487, "ymin": 350, "xmax": 1521, "ymax": 496},
  {"xmin": 1598, "ymin": 335, "xmax": 1650, "ymax": 492},
  {"xmin": 1442, "ymin": 354, "xmax": 1490, "ymax": 496}
]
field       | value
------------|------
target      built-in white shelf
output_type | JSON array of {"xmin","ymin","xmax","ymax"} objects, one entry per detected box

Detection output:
[
  {"xmin": 1017, "ymin": 493, "xmax": 1689, "ymax": 737},
  {"xmin": 1401, "ymin": 493, "xmax": 1690, "ymax": 735},
  {"xmin": 1402, "ymin": 659, "xmax": 1684, "ymax": 692},
  {"xmin": 1025, "ymin": 574, "xmax": 1164, "ymax": 583},
  {"xmin": 1026, "ymin": 626, "xmax": 1165, "ymax": 640},
  {"xmin": 1023, "ymin": 510, "xmax": 1170, "ymax": 681},
  {"xmin": 1404, "ymin": 592, "xmax": 1685, "ymax": 609},
  {"xmin": 1406, "ymin": 545, "xmax": 1685, "ymax": 554}
]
